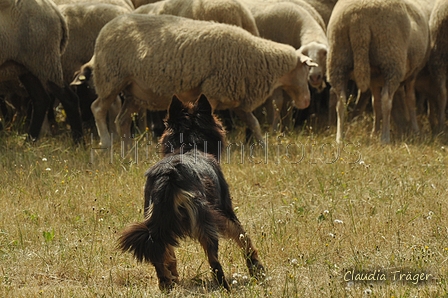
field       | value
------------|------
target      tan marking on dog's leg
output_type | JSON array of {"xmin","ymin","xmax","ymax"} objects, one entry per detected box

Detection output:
[{"xmin": 222, "ymin": 218, "xmax": 265, "ymax": 278}]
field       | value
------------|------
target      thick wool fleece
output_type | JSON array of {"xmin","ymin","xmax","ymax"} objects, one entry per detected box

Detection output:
[
  {"xmin": 93, "ymin": 13, "xmax": 299, "ymax": 112},
  {"xmin": 0, "ymin": 0, "xmax": 68, "ymax": 86},
  {"xmin": 135, "ymin": 0, "xmax": 259, "ymax": 36},
  {"xmin": 59, "ymin": 3, "xmax": 130, "ymax": 83},
  {"xmin": 326, "ymin": 0, "xmax": 429, "ymax": 93}
]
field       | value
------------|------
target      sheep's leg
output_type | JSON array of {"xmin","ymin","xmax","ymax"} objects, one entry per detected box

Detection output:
[
  {"xmin": 117, "ymin": 95, "xmax": 141, "ymax": 151},
  {"xmin": 335, "ymin": 89, "xmax": 347, "ymax": 143},
  {"xmin": 328, "ymin": 88, "xmax": 337, "ymax": 126},
  {"xmin": 109, "ymin": 96, "xmax": 122, "ymax": 137},
  {"xmin": 221, "ymin": 217, "xmax": 264, "ymax": 278},
  {"xmin": 233, "ymin": 108, "xmax": 264, "ymax": 143},
  {"xmin": 19, "ymin": 73, "xmax": 52, "ymax": 142},
  {"xmin": 91, "ymin": 94, "xmax": 117, "ymax": 148},
  {"xmin": 391, "ymin": 86, "xmax": 409, "ymax": 138},
  {"xmin": 198, "ymin": 235, "xmax": 229, "ymax": 290},
  {"xmin": 270, "ymin": 88, "xmax": 284, "ymax": 133},
  {"xmin": 436, "ymin": 74, "xmax": 447, "ymax": 134},
  {"xmin": 48, "ymin": 82, "xmax": 84, "ymax": 144},
  {"xmin": 352, "ymin": 90, "xmax": 371, "ymax": 120},
  {"xmin": 147, "ymin": 110, "xmax": 166, "ymax": 138},
  {"xmin": 380, "ymin": 83, "xmax": 393, "ymax": 144},
  {"xmin": 404, "ymin": 79, "xmax": 420, "ymax": 135},
  {"xmin": 0, "ymin": 96, "xmax": 9, "ymax": 125},
  {"xmin": 371, "ymin": 86, "xmax": 382, "ymax": 136}
]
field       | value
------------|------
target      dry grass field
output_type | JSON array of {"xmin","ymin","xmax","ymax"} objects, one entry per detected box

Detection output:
[{"xmin": 1, "ymin": 116, "xmax": 448, "ymax": 297}]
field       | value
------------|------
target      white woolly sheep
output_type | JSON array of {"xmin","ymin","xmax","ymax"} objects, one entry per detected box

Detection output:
[
  {"xmin": 326, "ymin": 0, "xmax": 431, "ymax": 143},
  {"xmin": 87, "ymin": 13, "xmax": 316, "ymax": 148},
  {"xmin": 0, "ymin": 0, "xmax": 83, "ymax": 143},
  {"xmin": 53, "ymin": 0, "xmax": 134, "ymax": 10},
  {"xmin": 246, "ymin": 1, "xmax": 327, "ymax": 91},
  {"xmin": 59, "ymin": 3, "xmax": 130, "ymax": 124},
  {"xmin": 427, "ymin": 0, "xmax": 448, "ymax": 134},
  {"xmin": 301, "ymin": 0, "xmax": 337, "ymax": 26},
  {"xmin": 82, "ymin": 0, "xmax": 261, "ymax": 142},
  {"xmin": 134, "ymin": 0, "xmax": 259, "ymax": 37},
  {"xmin": 243, "ymin": 0, "xmax": 328, "ymax": 131},
  {"xmin": 260, "ymin": 0, "xmax": 326, "ymax": 31}
]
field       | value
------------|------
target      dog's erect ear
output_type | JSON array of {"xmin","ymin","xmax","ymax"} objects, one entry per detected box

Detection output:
[
  {"xmin": 196, "ymin": 94, "xmax": 212, "ymax": 115},
  {"xmin": 168, "ymin": 95, "xmax": 185, "ymax": 119}
]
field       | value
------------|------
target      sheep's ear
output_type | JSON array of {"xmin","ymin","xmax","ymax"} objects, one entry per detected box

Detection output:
[
  {"xmin": 71, "ymin": 65, "xmax": 92, "ymax": 86},
  {"xmin": 168, "ymin": 95, "xmax": 185, "ymax": 118},
  {"xmin": 196, "ymin": 94, "xmax": 212, "ymax": 115},
  {"xmin": 297, "ymin": 51, "xmax": 318, "ymax": 68}
]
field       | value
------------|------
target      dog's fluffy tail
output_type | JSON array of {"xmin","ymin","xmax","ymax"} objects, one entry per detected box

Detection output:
[
  {"xmin": 118, "ymin": 186, "xmax": 201, "ymax": 263},
  {"xmin": 118, "ymin": 221, "xmax": 159, "ymax": 263}
]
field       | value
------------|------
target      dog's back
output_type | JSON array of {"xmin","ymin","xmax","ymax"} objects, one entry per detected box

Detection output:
[
  {"xmin": 143, "ymin": 150, "xmax": 237, "ymax": 244},
  {"xmin": 119, "ymin": 94, "xmax": 264, "ymax": 291}
]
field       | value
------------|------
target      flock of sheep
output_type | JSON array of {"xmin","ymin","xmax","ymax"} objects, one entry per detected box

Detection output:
[{"xmin": 0, "ymin": 0, "xmax": 447, "ymax": 146}]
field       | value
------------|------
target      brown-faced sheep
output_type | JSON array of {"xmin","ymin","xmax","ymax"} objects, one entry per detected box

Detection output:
[
  {"xmin": 0, "ymin": 0, "xmax": 83, "ymax": 143},
  {"xmin": 59, "ymin": 3, "xmax": 130, "ymax": 125},
  {"xmin": 243, "ymin": 0, "xmax": 328, "ymax": 131},
  {"xmin": 327, "ymin": 0, "xmax": 430, "ymax": 143},
  {"xmin": 86, "ymin": 13, "xmax": 315, "ymax": 148},
  {"xmin": 427, "ymin": 0, "xmax": 448, "ymax": 134}
]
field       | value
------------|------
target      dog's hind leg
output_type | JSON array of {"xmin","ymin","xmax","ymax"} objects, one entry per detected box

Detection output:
[
  {"xmin": 199, "ymin": 236, "xmax": 230, "ymax": 290},
  {"xmin": 165, "ymin": 245, "xmax": 179, "ymax": 282},
  {"xmin": 222, "ymin": 218, "xmax": 265, "ymax": 278},
  {"xmin": 152, "ymin": 246, "xmax": 178, "ymax": 291}
]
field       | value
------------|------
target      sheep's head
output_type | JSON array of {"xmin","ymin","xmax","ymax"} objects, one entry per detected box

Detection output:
[
  {"xmin": 277, "ymin": 51, "xmax": 317, "ymax": 110},
  {"xmin": 71, "ymin": 63, "xmax": 94, "ymax": 89},
  {"xmin": 299, "ymin": 42, "xmax": 328, "ymax": 91},
  {"xmin": 70, "ymin": 63, "xmax": 96, "ymax": 122}
]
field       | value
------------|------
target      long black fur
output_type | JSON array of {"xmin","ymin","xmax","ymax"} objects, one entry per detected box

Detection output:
[{"xmin": 118, "ymin": 94, "xmax": 264, "ymax": 291}]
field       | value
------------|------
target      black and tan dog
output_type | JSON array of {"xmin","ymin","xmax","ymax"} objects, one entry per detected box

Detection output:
[{"xmin": 119, "ymin": 94, "xmax": 264, "ymax": 291}]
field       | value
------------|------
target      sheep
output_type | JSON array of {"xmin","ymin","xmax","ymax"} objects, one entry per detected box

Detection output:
[
  {"xmin": 58, "ymin": 3, "xmax": 130, "ymax": 125},
  {"xmin": 85, "ymin": 13, "xmax": 316, "ymax": 148},
  {"xmin": 129, "ymin": 0, "xmax": 261, "ymax": 139},
  {"xmin": 257, "ymin": 0, "xmax": 326, "ymax": 31},
  {"xmin": 131, "ymin": 0, "xmax": 159, "ymax": 9},
  {"xmin": 53, "ymin": 0, "xmax": 134, "ymax": 10},
  {"xmin": 245, "ymin": 1, "xmax": 326, "ymax": 90},
  {"xmin": 0, "ymin": 0, "xmax": 83, "ymax": 143},
  {"xmin": 326, "ymin": 0, "xmax": 430, "ymax": 143},
  {"xmin": 243, "ymin": 0, "xmax": 328, "ymax": 131},
  {"xmin": 427, "ymin": 0, "xmax": 448, "ymax": 134},
  {"xmin": 134, "ymin": 0, "xmax": 260, "ymax": 37},
  {"xmin": 301, "ymin": 0, "xmax": 338, "ymax": 26},
  {"xmin": 74, "ymin": 0, "xmax": 260, "ymax": 142}
]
